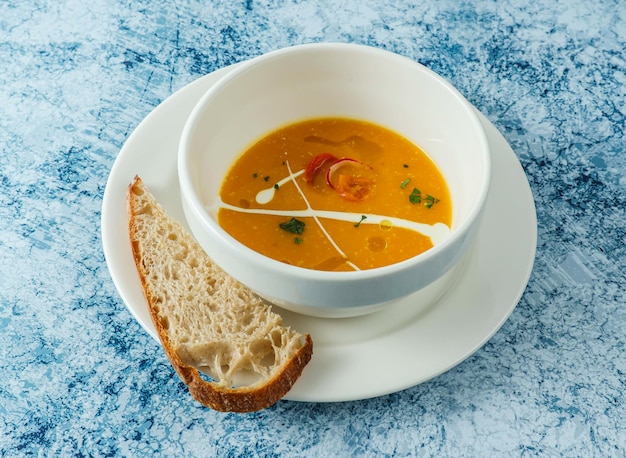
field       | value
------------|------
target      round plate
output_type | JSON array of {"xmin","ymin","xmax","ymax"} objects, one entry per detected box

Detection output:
[{"xmin": 101, "ymin": 63, "xmax": 537, "ymax": 403}]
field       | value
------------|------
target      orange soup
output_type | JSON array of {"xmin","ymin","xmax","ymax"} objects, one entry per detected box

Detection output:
[{"xmin": 218, "ymin": 118, "xmax": 452, "ymax": 271}]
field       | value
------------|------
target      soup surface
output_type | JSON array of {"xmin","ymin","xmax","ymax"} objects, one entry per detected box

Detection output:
[{"xmin": 217, "ymin": 118, "xmax": 452, "ymax": 271}]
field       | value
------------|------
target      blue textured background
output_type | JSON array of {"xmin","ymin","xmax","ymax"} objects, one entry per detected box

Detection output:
[{"xmin": 1, "ymin": 0, "xmax": 625, "ymax": 456}]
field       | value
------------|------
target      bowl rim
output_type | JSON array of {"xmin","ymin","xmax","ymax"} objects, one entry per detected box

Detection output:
[{"xmin": 178, "ymin": 42, "xmax": 491, "ymax": 282}]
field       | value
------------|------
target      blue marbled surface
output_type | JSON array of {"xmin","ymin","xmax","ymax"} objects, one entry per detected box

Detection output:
[{"xmin": 1, "ymin": 0, "xmax": 625, "ymax": 456}]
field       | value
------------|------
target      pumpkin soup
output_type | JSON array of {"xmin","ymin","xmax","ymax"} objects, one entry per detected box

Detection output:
[{"xmin": 217, "ymin": 118, "xmax": 452, "ymax": 271}]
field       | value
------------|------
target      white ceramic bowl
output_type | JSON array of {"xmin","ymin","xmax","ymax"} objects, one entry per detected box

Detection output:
[{"xmin": 178, "ymin": 43, "xmax": 490, "ymax": 318}]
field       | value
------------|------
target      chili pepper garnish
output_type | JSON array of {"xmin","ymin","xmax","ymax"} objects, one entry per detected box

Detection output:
[
  {"xmin": 325, "ymin": 158, "xmax": 371, "ymax": 189},
  {"xmin": 304, "ymin": 154, "xmax": 375, "ymax": 202},
  {"xmin": 304, "ymin": 153, "xmax": 338, "ymax": 184},
  {"xmin": 336, "ymin": 174, "xmax": 374, "ymax": 202}
]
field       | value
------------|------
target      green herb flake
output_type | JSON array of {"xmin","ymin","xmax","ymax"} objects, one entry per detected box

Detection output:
[
  {"xmin": 279, "ymin": 218, "xmax": 305, "ymax": 234},
  {"xmin": 263, "ymin": 176, "xmax": 270, "ymax": 182},
  {"xmin": 409, "ymin": 188, "xmax": 422, "ymax": 204},
  {"xmin": 400, "ymin": 178, "xmax": 411, "ymax": 189},
  {"xmin": 273, "ymin": 183, "xmax": 280, "ymax": 190},
  {"xmin": 354, "ymin": 215, "xmax": 367, "ymax": 228},
  {"xmin": 424, "ymin": 195, "xmax": 440, "ymax": 209},
  {"xmin": 294, "ymin": 237, "xmax": 303, "ymax": 245},
  {"xmin": 253, "ymin": 173, "xmax": 258, "ymax": 178},
  {"xmin": 403, "ymin": 163, "xmax": 409, "ymax": 168}
]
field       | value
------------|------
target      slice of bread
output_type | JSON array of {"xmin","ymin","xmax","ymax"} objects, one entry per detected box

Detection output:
[{"xmin": 127, "ymin": 176, "xmax": 313, "ymax": 412}]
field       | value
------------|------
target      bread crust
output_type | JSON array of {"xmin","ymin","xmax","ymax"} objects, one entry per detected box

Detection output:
[{"xmin": 127, "ymin": 176, "xmax": 313, "ymax": 412}]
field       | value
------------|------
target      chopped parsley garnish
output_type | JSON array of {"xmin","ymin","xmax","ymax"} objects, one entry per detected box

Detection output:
[
  {"xmin": 424, "ymin": 194, "xmax": 440, "ymax": 209},
  {"xmin": 409, "ymin": 188, "xmax": 422, "ymax": 204},
  {"xmin": 408, "ymin": 188, "xmax": 440, "ymax": 208},
  {"xmin": 273, "ymin": 183, "xmax": 279, "ymax": 190},
  {"xmin": 354, "ymin": 215, "xmax": 367, "ymax": 228},
  {"xmin": 264, "ymin": 176, "xmax": 270, "ymax": 182},
  {"xmin": 400, "ymin": 178, "xmax": 411, "ymax": 189},
  {"xmin": 279, "ymin": 218, "xmax": 305, "ymax": 234},
  {"xmin": 403, "ymin": 163, "xmax": 409, "ymax": 168},
  {"xmin": 253, "ymin": 173, "xmax": 258, "ymax": 178},
  {"xmin": 294, "ymin": 237, "xmax": 303, "ymax": 244}
]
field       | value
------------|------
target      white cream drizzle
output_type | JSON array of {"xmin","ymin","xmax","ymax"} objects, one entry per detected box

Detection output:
[
  {"xmin": 213, "ymin": 162, "xmax": 451, "ymax": 271},
  {"xmin": 284, "ymin": 162, "xmax": 360, "ymax": 270},
  {"xmin": 218, "ymin": 201, "xmax": 451, "ymax": 246},
  {"xmin": 255, "ymin": 169, "xmax": 304, "ymax": 204}
]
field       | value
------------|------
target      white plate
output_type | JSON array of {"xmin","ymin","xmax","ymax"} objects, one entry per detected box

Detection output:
[{"xmin": 101, "ymin": 63, "xmax": 537, "ymax": 403}]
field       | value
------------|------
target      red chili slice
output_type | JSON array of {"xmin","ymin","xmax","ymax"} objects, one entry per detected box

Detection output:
[
  {"xmin": 325, "ymin": 158, "xmax": 371, "ymax": 190},
  {"xmin": 304, "ymin": 153, "xmax": 338, "ymax": 184},
  {"xmin": 336, "ymin": 174, "xmax": 374, "ymax": 201}
]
